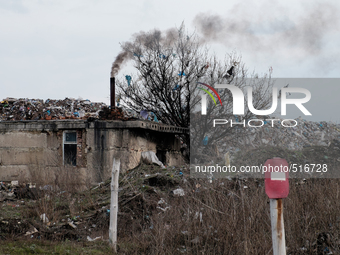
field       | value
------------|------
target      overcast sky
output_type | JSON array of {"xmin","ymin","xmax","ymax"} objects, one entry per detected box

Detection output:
[{"xmin": 1, "ymin": 0, "xmax": 339, "ymax": 121}]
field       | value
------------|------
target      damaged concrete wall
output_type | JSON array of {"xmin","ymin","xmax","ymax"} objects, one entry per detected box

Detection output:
[
  {"xmin": 0, "ymin": 131, "xmax": 48, "ymax": 181},
  {"xmin": 0, "ymin": 128, "xmax": 88, "ymax": 187},
  {"xmin": 0, "ymin": 120, "xmax": 187, "ymax": 185},
  {"xmin": 86, "ymin": 122, "xmax": 185, "ymax": 183}
]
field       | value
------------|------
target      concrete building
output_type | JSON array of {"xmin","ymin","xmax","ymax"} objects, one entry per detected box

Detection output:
[{"xmin": 0, "ymin": 119, "xmax": 187, "ymax": 186}]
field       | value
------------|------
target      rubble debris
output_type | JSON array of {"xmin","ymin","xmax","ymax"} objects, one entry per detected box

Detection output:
[
  {"xmin": 11, "ymin": 181, "xmax": 19, "ymax": 186},
  {"xmin": 0, "ymin": 164, "xmax": 186, "ymax": 243},
  {"xmin": 157, "ymin": 198, "xmax": 171, "ymax": 212},
  {"xmin": 172, "ymin": 188, "xmax": 185, "ymax": 196},
  {"xmin": 1, "ymin": 162, "xmax": 337, "ymax": 254},
  {"xmin": 40, "ymin": 213, "xmax": 49, "ymax": 224},
  {"xmin": 14, "ymin": 184, "xmax": 40, "ymax": 200},
  {"xmin": 98, "ymin": 106, "xmax": 128, "ymax": 120},
  {"xmin": 7, "ymin": 192, "xmax": 14, "ymax": 198},
  {"xmin": 191, "ymin": 236, "xmax": 200, "ymax": 244},
  {"xmin": 145, "ymin": 175, "xmax": 179, "ymax": 187},
  {"xmin": 0, "ymin": 97, "xmax": 106, "ymax": 121},
  {"xmin": 0, "ymin": 219, "xmax": 30, "ymax": 236},
  {"xmin": 218, "ymin": 117, "xmax": 340, "ymax": 155},
  {"xmin": 25, "ymin": 227, "xmax": 39, "ymax": 236},
  {"xmin": 140, "ymin": 110, "xmax": 149, "ymax": 119},
  {"xmin": 68, "ymin": 221, "xmax": 77, "ymax": 229},
  {"xmin": 141, "ymin": 151, "xmax": 165, "ymax": 168},
  {"xmin": 87, "ymin": 236, "xmax": 102, "ymax": 242},
  {"xmin": 0, "ymin": 97, "xmax": 162, "ymax": 122}
]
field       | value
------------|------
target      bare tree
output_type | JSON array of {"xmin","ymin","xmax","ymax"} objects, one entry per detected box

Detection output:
[
  {"xmin": 115, "ymin": 25, "xmax": 206, "ymax": 128},
  {"xmin": 114, "ymin": 24, "xmax": 274, "ymax": 158}
]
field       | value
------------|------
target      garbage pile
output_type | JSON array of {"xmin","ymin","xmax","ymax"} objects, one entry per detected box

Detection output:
[
  {"xmin": 0, "ymin": 97, "xmax": 162, "ymax": 122},
  {"xmin": 98, "ymin": 107, "xmax": 129, "ymax": 120},
  {"xmin": 220, "ymin": 117, "xmax": 340, "ymax": 152},
  {"xmin": 0, "ymin": 97, "xmax": 107, "ymax": 121},
  {"xmin": 0, "ymin": 165, "xmax": 188, "ymax": 243}
]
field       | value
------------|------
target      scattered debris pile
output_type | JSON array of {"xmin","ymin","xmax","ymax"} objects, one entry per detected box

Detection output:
[
  {"xmin": 0, "ymin": 97, "xmax": 106, "ymax": 121},
  {"xmin": 219, "ymin": 118, "xmax": 340, "ymax": 154},
  {"xmin": 98, "ymin": 107, "xmax": 128, "ymax": 121},
  {"xmin": 231, "ymin": 141, "xmax": 340, "ymax": 177},
  {"xmin": 0, "ymin": 97, "xmax": 162, "ymax": 122},
  {"xmin": 0, "ymin": 165, "xmax": 187, "ymax": 243},
  {"xmin": 1, "ymin": 165, "xmax": 340, "ymax": 254}
]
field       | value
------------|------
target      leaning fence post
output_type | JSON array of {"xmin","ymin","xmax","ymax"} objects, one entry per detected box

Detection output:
[{"xmin": 109, "ymin": 158, "xmax": 120, "ymax": 252}]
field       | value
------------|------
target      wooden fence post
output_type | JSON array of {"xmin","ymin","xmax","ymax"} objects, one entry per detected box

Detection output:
[{"xmin": 109, "ymin": 158, "xmax": 120, "ymax": 252}]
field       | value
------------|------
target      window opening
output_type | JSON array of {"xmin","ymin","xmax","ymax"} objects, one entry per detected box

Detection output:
[{"xmin": 63, "ymin": 131, "xmax": 77, "ymax": 166}]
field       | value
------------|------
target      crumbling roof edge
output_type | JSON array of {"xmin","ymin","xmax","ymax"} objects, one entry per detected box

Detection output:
[
  {"xmin": 0, "ymin": 119, "xmax": 189, "ymax": 134},
  {"xmin": 89, "ymin": 120, "xmax": 189, "ymax": 134}
]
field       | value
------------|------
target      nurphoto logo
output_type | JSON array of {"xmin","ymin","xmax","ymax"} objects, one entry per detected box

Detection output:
[{"xmin": 199, "ymin": 83, "xmax": 312, "ymax": 128}]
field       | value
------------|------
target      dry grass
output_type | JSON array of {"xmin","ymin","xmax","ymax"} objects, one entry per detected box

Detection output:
[
  {"xmin": 5, "ymin": 161, "xmax": 340, "ymax": 254},
  {"xmin": 115, "ymin": 166, "xmax": 340, "ymax": 254}
]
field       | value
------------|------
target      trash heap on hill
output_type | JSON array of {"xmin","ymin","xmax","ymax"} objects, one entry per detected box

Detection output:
[
  {"xmin": 0, "ymin": 97, "xmax": 160, "ymax": 122},
  {"xmin": 0, "ymin": 97, "xmax": 106, "ymax": 121},
  {"xmin": 219, "ymin": 117, "xmax": 340, "ymax": 152}
]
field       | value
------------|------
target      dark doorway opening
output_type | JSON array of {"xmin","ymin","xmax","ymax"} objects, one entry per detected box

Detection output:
[
  {"xmin": 64, "ymin": 144, "xmax": 77, "ymax": 166},
  {"xmin": 156, "ymin": 150, "xmax": 166, "ymax": 165}
]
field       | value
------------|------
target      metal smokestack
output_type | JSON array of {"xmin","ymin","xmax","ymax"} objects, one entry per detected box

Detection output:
[{"xmin": 110, "ymin": 77, "xmax": 115, "ymax": 109}]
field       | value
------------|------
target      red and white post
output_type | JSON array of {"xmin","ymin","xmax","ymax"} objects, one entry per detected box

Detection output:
[{"xmin": 264, "ymin": 158, "xmax": 289, "ymax": 255}]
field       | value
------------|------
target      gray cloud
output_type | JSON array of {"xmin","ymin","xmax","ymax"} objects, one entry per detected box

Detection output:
[{"xmin": 0, "ymin": 0, "xmax": 28, "ymax": 14}]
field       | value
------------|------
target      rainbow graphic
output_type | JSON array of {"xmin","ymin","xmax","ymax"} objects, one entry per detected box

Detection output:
[{"xmin": 197, "ymin": 82, "xmax": 222, "ymax": 106}]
